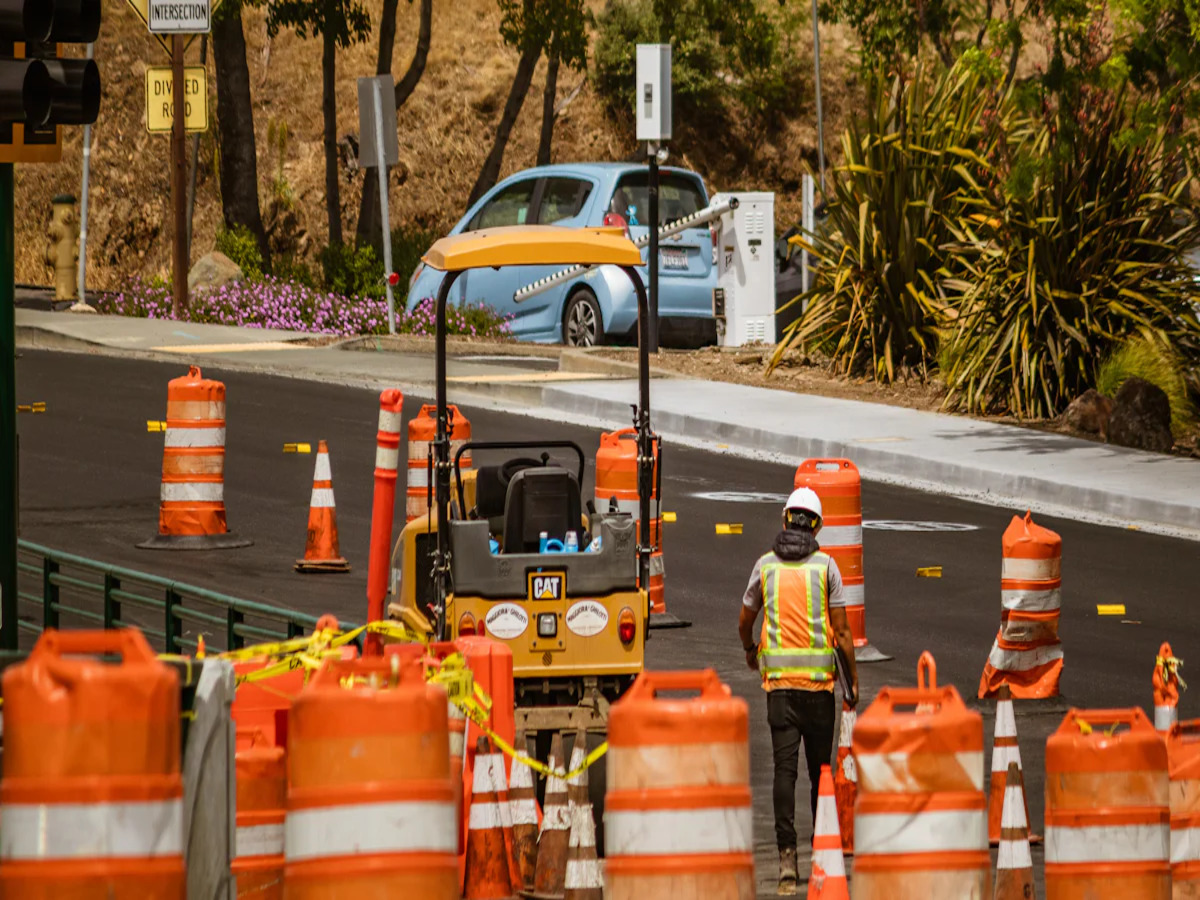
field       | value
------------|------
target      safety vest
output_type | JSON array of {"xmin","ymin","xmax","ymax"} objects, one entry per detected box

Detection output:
[{"xmin": 758, "ymin": 552, "xmax": 837, "ymax": 683}]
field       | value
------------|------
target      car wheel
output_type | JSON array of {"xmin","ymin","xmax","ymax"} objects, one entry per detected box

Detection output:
[{"xmin": 563, "ymin": 289, "xmax": 604, "ymax": 348}]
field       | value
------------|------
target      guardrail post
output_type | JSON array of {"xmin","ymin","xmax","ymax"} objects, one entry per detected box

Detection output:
[
  {"xmin": 226, "ymin": 607, "xmax": 243, "ymax": 651},
  {"xmin": 103, "ymin": 572, "xmax": 121, "ymax": 629},
  {"xmin": 165, "ymin": 587, "xmax": 183, "ymax": 654},
  {"xmin": 287, "ymin": 620, "xmax": 303, "ymax": 640},
  {"xmin": 42, "ymin": 557, "xmax": 59, "ymax": 630}
]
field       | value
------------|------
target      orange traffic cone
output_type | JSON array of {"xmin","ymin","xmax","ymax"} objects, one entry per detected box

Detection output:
[
  {"xmin": 833, "ymin": 702, "xmax": 856, "ymax": 854},
  {"xmin": 528, "ymin": 731, "xmax": 570, "ymax": 898},
  {"xmin": 1154, "ymin": 642, "xmax": 1185, "ymax": 733},
  {"xmin": 808, "ymin": 765, "xmax": 849, "ymax": 900},
  {"xmin": 508, "ymin": 732, "xmax": 540, "ymax": 890},
  {"xmin": 564, "ymin": 801, "xmax": 602, "ymax": 900},
  {"xmin": 993, "ymin": 762, "xmax": 1036, "ymax": 900},
  {"xmin": 478, "ymin": 735, "xmax": 524, "ymax": 891},
  {"xmin": 988, "ymin": 685, "xmax": 1032, "ymax": 846},
  {"xmin": 464, "ymin": 736, "xmax": 514, "ymax": 900},
  {"xmin": 295, "ymin": 440, "xmax": 350, "ymax": 573}
]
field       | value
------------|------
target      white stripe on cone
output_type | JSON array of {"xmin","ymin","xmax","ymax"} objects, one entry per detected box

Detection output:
[
  {"xmin": 165, "ymin": 427, "xmax": 226, "ymax": 448},
  {"xmin": 509, "ymin": 754, "xmax": 538, "ymax": 827},
  {"xmin": 991, "ymin": 744, "xmax": 1022, "ymax": 772},
  {"xmin": 161, "ymin": 482, "xmax": 224, "ymax": 502},
  {"xmin": 285, "ymin": 800, "xmax": 456, "ymax": 861},
  {"xmin": 1046, "ymin": 823, "xmax": 1169, "ymax": 864},
  {"xmin": 855, "ymin": 809, "xmax": 987, "ymax": 855},
  {"xmin": 309, "ymin": 487, "xmax": 335, "ymax": 509},
  {"xmin": 236, "ymin": 822, "xmax": 284, "ymax": 858},
  {"xmin": 565, "ymin": 803, "xmax": 603, "ymax": 889},
  {"xmin": 1002, "ymin": 556, "xmax": 1061, "ymax": 581},
  {"xmin": 995, "ymin": 698, "xmax": 1018, "ymax": 739},
  {"xmin": 313, "ymin": 453, "xmax": 331, "ymax": 482},
  {"xmin": 468, "ymin": 802, "xmax": 504, "ymax": 830},
  {"xmin": 482, "ymin": 752, "xmax": 514, "ymax": 830},
  {"xmin": 606, "ymin": 807, "xmax": 753, "ymax": 856},
  {"xmin": 813, "ymin": 785, "xmax": 845, "ymax": 877},
  {"xmin": 1, "ymin": 799, "xmax": 183, "ymax": 860}
]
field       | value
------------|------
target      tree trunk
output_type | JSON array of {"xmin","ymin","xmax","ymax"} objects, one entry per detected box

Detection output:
[
  {"xmin": 536, "ymin": 53, "xmax": 559, "ymax": 167},
  {"xmin": 322, "ymin": 19, "xmax": 342, "ymax": 246},
  {"xmin": 468, "ymin": 43, "xmax": 541, "ymax": 207},
  {"xmin": 355, "ymin": 0, "xmax": 432, "ymax": 248},
  {"xmin": 212, "ymin": 6, "xmax": 270, "ymax": 270}
]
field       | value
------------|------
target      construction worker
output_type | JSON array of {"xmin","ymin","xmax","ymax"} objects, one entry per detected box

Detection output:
[{"xmin": 737, "ymin": 487, "xmax": 859, "ymax": 895}]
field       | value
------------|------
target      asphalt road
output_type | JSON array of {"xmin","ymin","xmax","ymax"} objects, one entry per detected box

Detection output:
[{"xmin": 16, "ymin": 348, "xmax": 1200, "ymax": 894}]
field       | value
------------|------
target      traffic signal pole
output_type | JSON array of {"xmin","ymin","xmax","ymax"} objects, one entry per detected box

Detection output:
[
  {"xmin": 171, "ymin": 34, "xmax": 187, "ymax": 317},
  {"xmin": 1, "ymin": 162, "xmax": 16, "ymax": 650}
]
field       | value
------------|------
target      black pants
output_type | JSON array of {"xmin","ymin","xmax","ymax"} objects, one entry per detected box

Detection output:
[{"xmin": 767, "ymin": 688, "xmax": 836, "ymax": 851}]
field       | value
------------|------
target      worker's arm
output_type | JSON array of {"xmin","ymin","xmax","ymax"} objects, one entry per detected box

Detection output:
[
  {"xmin": 830, "ymin": 605, "xmax": 859, "ymax": 706},
  {"xmin": 739, "ymin": 558, "xmax": 764, "ymax": 671}
]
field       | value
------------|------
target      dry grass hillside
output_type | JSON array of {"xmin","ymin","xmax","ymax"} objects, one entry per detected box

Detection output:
[{"xmin": 13, "ymin": 0, "xmax": 859, "ymax": 288}]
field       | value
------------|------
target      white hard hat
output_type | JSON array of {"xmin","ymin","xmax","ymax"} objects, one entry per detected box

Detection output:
[{"xmin": 784, "ymin": 487, "xmax": 823, "ymax": 523}]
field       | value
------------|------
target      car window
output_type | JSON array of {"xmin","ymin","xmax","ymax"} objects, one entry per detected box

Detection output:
[
  {"xmin": 468, "ymin": 180, "xmax": 537, "ymax": 231},
  {"xmin": 537, "ymin": 177, "xmax": 593, "ymax": 224},
  {"xmin": 609, "ymin": 172, "xmax": 705, "ymax": 226}
]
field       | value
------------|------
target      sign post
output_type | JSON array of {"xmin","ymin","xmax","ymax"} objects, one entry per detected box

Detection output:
[
  {"xmin": 149, "ymin": 0, "xmax": 210, "ymax": 319},
  {"xmin": 357, "ymin": 75, "xmax": 399, "ymax": 334},
  {"xmin": 635, "ymin": 44, "xmax": 672, "ymax": 355}
]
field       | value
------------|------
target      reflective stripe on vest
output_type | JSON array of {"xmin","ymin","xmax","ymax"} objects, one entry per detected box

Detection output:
[{"xmin": 759, "ymin": 553, "xmax": 836, "ymax": 681}]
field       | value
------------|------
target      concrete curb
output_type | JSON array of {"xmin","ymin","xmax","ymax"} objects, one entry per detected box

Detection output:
[{"xmin": 558, "ymin": 348, "xmax": 679, "ymax": 379}]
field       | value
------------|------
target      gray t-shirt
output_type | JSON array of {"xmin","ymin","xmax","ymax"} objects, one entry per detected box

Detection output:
[{"xmin": 742, "ymin": 551, "xmax": 846, "ymax": 613}]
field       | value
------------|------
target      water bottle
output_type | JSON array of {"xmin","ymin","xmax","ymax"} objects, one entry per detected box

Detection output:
[
  {"xmin": 539, "ymin": 531, "xmax": 549, "ymax": 553},
  {"xmin": 587, "ymin": 534, "xmax": 602, "ymax": 553},
  {"xmin": 565, "ymin": 530, "xmax": 579, "ymax": 553},
  {"xmin": 489, "ymin": 538, "xmax": 500, "ymax": 555}
]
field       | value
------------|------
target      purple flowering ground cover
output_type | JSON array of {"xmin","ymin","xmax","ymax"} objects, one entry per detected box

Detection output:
[{"xmin": 97, "ymin": 278, "xmax": 512, "ymax": 339}]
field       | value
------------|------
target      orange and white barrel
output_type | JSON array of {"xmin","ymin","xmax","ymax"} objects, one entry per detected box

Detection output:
[
  {"xmin": 233, "ymin": 731, "xmax": 285, "ymax": 898},
  {"xmin": 793, "ymin": 458, "xmax": 884, "ymax": 660},
  {"xmin": 0, "ymin": 629, "xmax": 185, "ymax": 898},
  {"xmin": 852, "ymin": 651, "xmax": 988, "ymax": 898},
  {"xmin": 1168, "ymin": 720, "xmax": 1200, "ymax": 897},
  {"xmin": 407, "ymin": 403, "xmax": 472, "ymax": 522},
  {"xmin": 596, "ymin": 428, "xmax": 664, "ymax": 614},
  {"xmin": 284, "ymin": 653, "xmax": 457, "ymax": 898},
  {"xmin": 605, "ymin": 669, "xmax": 753, "ymax": 900},
  {"xmin": 141, "ymin": 365, "xmax": 251, "ymax": 549},
  {"xmin": 979, "ymin": 511, "xmax": 1063, "ymax": 699},
  {"xmin": 1045, "ymin": 707, "xmax": 1169, "ymax": 899}
]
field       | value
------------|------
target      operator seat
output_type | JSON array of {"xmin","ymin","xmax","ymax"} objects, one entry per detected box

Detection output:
[{"xmin": 502, "ymin": 466, "xmax": 581, "ymax": 553}]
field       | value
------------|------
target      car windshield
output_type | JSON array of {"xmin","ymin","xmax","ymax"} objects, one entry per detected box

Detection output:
[{"xmin": 608, "ymin": 172, "xmax": 706, "ymax": 227}]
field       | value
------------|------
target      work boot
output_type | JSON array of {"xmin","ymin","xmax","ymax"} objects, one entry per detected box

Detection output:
[{"xmin": 778, "ymin": 846, "xmax": 798, "ymax": 895}]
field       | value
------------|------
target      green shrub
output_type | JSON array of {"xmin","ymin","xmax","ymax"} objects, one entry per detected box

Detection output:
[
  {"xmin": 319, "ymin": 242, "xmax": 384, "ymax": 300},
  {"xmin": 1097, "ymin": 337, "xmax": 1194, "ymax": 434},
  {"xmin": 215, "ymin": 224, "xmax": 265, "ymax": 281},
  {"xmin": 389, "ymin": 223, "xmax": 440, "ymax": 291},
  {"xmin": 272, "ymin": 254, "xmax": 316, "ymax": 289}
]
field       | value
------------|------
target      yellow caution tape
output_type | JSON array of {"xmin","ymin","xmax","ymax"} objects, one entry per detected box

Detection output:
[
  {"xmin": 1097, "ymin": 604, "xmax": 1126, "ymax": 616},
  {"xmin": 283, "ymin": 443, "xmax": 313, "ymax": 454},
  {"xmin": 916, "ymin": 566, "xmax": 943, "ymax": 577},
  {"xmin": 147, "ymin": 420, "xmax": 167, "ymax": 432},
  {"xmin": 715, "ymin": 523, "xmax": 743, "ymax": 535},
  {"xmin": 1157, "ymin": 654, "xmax": 1187, "ymax": 692},
  {"xmin": 1074, "ymin": 717, "xmax": 1122, "ymax": 737},
  {"xmin": 662, "ymin": 512, "xmax": 677, "ymax": 523}
]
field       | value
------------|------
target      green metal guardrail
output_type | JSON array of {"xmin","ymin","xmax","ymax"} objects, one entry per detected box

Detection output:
[{"xmin": 12, "ymin": 540, "xmax": 357, "ymax": 654}]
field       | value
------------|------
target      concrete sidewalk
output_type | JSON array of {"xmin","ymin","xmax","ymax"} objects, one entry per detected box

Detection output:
[{"xmin": 16, "ymin": 308, "xmax": 1200, "ymax": 536}]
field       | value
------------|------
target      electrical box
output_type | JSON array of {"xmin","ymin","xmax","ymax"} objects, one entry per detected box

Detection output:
[
  {"xmin": 635, "ymin": 44, "xmax": 672, "ymax": 142},
  {"xmin": 712, "ymin": 192, "xmax": 776, "ymax": 346}
]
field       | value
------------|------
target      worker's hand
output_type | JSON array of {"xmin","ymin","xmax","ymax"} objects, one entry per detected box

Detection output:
[
  {"xmin": 745, "ymin": 646, "xmax": 759, "ymax": 672},
  {"xmin": 848, "ymin": 676, "xmax": 860, "ymax": 709}
]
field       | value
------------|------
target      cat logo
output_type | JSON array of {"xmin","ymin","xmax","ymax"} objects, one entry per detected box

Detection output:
[{"xmin": 528, "ymin": 571, "xmax": 565, "ymax": 602}]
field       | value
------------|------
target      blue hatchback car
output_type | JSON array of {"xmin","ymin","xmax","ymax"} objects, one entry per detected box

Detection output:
[{"xmin": 406, "ymin": 163, "xmax": 718, "ymax": 346}]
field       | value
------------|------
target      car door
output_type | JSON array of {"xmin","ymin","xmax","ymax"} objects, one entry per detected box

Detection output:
[
  {"xmin": 508, "ymin": 176, "xmax": 597, "ymax": 340},
  {"xmin": 453, "ymin": 178, "xmax": 540, "ymax": 320}
]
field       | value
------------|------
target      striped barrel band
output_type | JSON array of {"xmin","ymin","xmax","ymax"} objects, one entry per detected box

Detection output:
[
  {"xmin": 819, "ymin": 524, "xmax": 862, "ymax": 547},
  {"xmin": 161, "ymin": 482, "xmax": 224, "ymax": 503},
  {"xmin": 856, "ymin": 752, "xmax": 985, "ymax": 792},
  {"xmin": 164, "ymin": 427, "xmax": 226, "ymax": 448},
  {"xmin": 285, "ymin": 799, "xmax": 456, "ymax": 862},
  {"xmin": 166, "ymin": 400, "xmax": 226, "ymax": 420},
  {"xmin": 999, "ymin": 617, "xmax": 1059, "ymax": 644},
  {"xmin": 1156, "ymin": 705, "xmax": 1178, "ymax": 732},
  {"xmin": 377, "ymin": 410, "xmax": 403, "ymax": 434},
  {"xmin": 309, "ymin": 487, "xmax": 336, "ymax": 509},
  {"xmin": 1, "ymin": 798, "xmax": 184, "ymax": 860},
  {"xmin": 986, "ymin": 641, "xmax": 1063, "ymax": 673},
  {"xmin": 1001, "ymin": 556, "xmax": 1061, "ymax": 582},
  {"xmin": 855, "ymin": 808, "xmax": 987, "ymax": 856},
  {"xmin": 407, "ymin": 467, "xmax": 429, "ymax": 488},
  {"xmin": 408, "ymin": 442, "xmax": 471, "ymax": 463},
  {"xmin": 375, "ymin": 445, "xmax": 400, "ymax": 472},
  {"xmin": 1046, "ymin": 823, "xmax": 1169, "ymax": 864},
  {"xmin": 162, "ymin": 455, "xmax": 224, "ymax": 477},
  {"xmin": 840, "ymin": 582, "xmax": 864, "ymax": 608},
  {"xmin": 448, "ymin": 731, "xmax": 465, "ymax": 757},
  {"xmin": 237, "ymin": 822, "xmax": 285, "ymax": 859},
  {"xmin": 1173, "ymin": 826, "xmax": 1200, "ymax": 865},
  {"xmin": 605, "ymin": 806, "xmax": 753, "ymax": 856},
  {"xmin": 1001, "ymin": 587, "xmax": 1061, "ymax": 612}
]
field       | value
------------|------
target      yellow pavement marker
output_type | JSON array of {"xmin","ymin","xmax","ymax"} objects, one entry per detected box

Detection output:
[
  {"xmin": 916, "ymin": 566, "xmax": 943, "ymax": 578},
  {"xmin": 715, "ymin": 523, "xmax": 743, "ymax": 535},
  {"xmin": 17, "ymin": 402, "xmax": 46, "ymax": 413},
  {"xmin": 662, "ymin": 512, "xmax": 677, "ymax": 523},
  {"xmin": 147, "ymin": 420, "xmax": 167, "ymax": 432},
  {"xmin": 1097, "ymin": 604, "xmax": 1126, "ymax": 616},
  {"xmin": 283, "ymin": 443, "xmax": 313, "ymax": 454}
]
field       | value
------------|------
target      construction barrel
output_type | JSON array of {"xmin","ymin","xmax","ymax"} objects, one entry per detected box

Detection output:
[
  {"xmin": 407, "ymin": 403, "xmax": 472, "ymax": 522},
  {"xmin": 596, "ymin": 427, "xmax": 665, "ymax": 614},
  {"xmin": 232, "ymin": 730, "xmax": 286, "ymax": 899},
  {"xmin": 1168, "ymin": 720, "xmax": 1200, "ymax": 896}
]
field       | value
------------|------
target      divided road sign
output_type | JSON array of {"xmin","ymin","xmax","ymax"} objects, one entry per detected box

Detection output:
[{"xmin": 145, "ymin": 66, "xmax": 208, "ymax": 133}]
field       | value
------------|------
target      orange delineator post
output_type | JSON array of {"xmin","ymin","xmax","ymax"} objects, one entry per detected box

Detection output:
[
  {"xmin": 793, "ymin": 458, "xmax": 888, "ymax": 662},
  {"xmin": 1044, "ymin": 707, "xmax": 1169, "ymax": 899},
  {"xmin": 407, "ymin": 403, "xmax": 472, "ymax": 522},
  {"xmin": 0, "ymin": 629, "xmax": 185, "ymax": 898},
  {"xmin": 1155, "ymin": 642, "xmax": 1183, "ymax": 734},
  {"xmin": 596, "ymin": 428, "xmax": 665, "ymax": 615},
  {"xmin": 140, "ymin": 365, "xmax": 251, "ymax": 550},
  {"xmin": 979, "ymin": 511, "xmax": 1063, "ymax": 699},
  {"xmin": 366, "ymin": 389, "xmax": 404, "ymax": 655}
]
